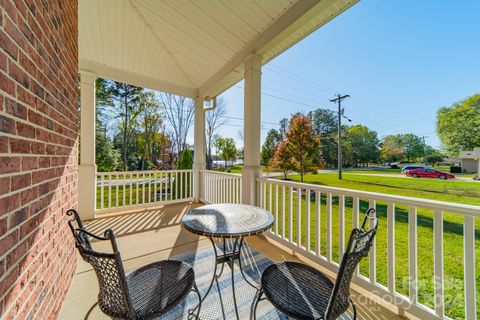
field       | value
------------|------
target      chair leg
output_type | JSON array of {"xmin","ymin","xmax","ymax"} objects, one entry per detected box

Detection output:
[
  {"xmin": 350, "ymin": 298, "xmax": 357, "ymax": 320},
  {"xmin": 251, "ymin": 289, "xmax": 264, "ymax": 320},
  {"xmin": 189, "ymin": 282, "xmax": 202, "ymax": 320}
]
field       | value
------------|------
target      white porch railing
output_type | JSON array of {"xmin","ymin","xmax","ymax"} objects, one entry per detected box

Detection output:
[
  {"xmin": 257, "ymin": 177, "xmax": 480, "ymax": 320},
  {"xmin": 95, "ymin": 170, "xmax": 193, "ymax": 213},
  {"xmin": 200, "ymin": 170, "xmax": 242, "ymax": 204}
]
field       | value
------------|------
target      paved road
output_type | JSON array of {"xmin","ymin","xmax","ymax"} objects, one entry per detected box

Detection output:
[{"xmin": 350, "ymin": 172, "xmax": 479, "ymax": 182}]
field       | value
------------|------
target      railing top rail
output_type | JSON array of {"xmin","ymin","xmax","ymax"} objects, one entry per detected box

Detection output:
[
  {"xmin": 257, "ymin": 176, "xmax": 480, "ymax": 217},
  {"xmin": 97, "ymin": 169, "xmax": 193, "ymax": 175},
  {"xmin": 201, "ymin": 170, "xmax": 242, "ymax": 177}
]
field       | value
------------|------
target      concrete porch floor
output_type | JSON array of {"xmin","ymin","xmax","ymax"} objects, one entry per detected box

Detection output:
[{"xmin": 59, "ymin": 202, "xmax": 409, "ymax": 320}]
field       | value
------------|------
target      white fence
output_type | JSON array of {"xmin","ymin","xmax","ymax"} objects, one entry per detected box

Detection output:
[
  {"xmin": 95, "ymin": 170, "xmax": 193, "ymax": 213},
  {"xmin": 257, "ymin": 177, "xmax": 480, "ymax": 320},
  {"xmin": 200, "ymin": 170, "xmax": 242, "ymax": 204}
]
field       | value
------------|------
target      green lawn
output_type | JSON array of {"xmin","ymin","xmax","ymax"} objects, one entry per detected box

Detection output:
[{"xmin": 265, "ymin": 173, "xmax": 480, "ymax": 319}]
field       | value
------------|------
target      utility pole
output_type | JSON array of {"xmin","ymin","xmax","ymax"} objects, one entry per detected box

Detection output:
[
  {"xmin": 330, "ymin": 94, "xmax": 350, "ymax": 179},
  {"xmin": 421, "ymin": 135, "xmax": 428, "ymax": 164}
]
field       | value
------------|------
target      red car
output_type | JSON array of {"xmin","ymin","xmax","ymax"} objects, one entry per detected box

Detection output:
[{"xmin": 406, "ymin": 168, "xmax": 455, "ymax": 180}]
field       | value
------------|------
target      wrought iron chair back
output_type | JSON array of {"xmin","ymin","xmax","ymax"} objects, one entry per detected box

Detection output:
[
  {"xmin": 325, "ymin": 208, "xmax": 378, "ymax": 319},
  {"xmin": 67, "ymin": 209, "xmax": 134, "ymax": 319}
]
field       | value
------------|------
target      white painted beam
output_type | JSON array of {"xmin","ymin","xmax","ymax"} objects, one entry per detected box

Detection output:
[
  {"xmin": 78, "ymin": 70, "xmax": 97, "ymax": 221},
  {"xmin": 193, "ymin": 97, "xmax": 206, "ymax": 202},
  {"xmin": 80, "ymin": 60, "xmax": 197, "ymax": 98},
  {"xmin": 242, "ymin": 54, "xmax": 262, "ymax": 205}
]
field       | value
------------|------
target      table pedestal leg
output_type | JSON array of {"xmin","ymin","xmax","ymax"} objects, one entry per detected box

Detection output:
[{"xmin": 193, "ymin": 236, "xmax": 260, "ymax": 319}]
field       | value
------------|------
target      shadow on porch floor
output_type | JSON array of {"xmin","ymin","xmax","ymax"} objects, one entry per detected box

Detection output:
[{"xmin": 59, "ymin": 202, "xmax": 408, "ymax": 320}]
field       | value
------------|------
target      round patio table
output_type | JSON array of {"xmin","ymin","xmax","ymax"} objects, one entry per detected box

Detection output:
[{"xmin": 182, "ymin": 203, "xmax": 274, "ymax": 320}]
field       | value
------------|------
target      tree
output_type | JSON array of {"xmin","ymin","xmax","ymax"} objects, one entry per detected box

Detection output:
[
  {"xmin": 138, "ymin": 92, "xmax": 162, "ymax": 169},
  {"xmin": 159, "ymin": 93, "xmax": 195, "ymax": 160},
  {"xmin": 279, "ymin": 118, "xmax": 289, "ymax": 139},
  {"xmin": 402, "ymin": 133, "xmax": 424, "ymax": 162},
  {"xmin": 437, "ymin": 94, "xmax": 480, "ymax": 155},
  {"xmin": 95, "ymin": 78, "xmax": 117, "ymax": 171},
  {"xmin": 177, "ymin": 148, "xmax": 193, "ymax": 169},
  {"xmin": 108, "ymin": 82, "xmax": 143, "ymax": 170},
  {"xmin": 96, "ymin": 129, "xmax": 119, "ymax": 171},
  {"xmin": 214, "ymin": 137, "xmax": 237, "ymax": 167},
  {"xmin": 307, "ymin": 109, "xmax": 337, "ymax": 167},
  {"xmin": 206, "ymin": 98, "xmax": 227, "ymax": 169},
  {"xmin": 424, "ymin": 147, "xmax": 444, "ymax": 166},
  {"xmin": 343, "ymin": 125, "xmax": 380, "ymax": 167},
  {"xmin": 285, "ymin": 114, "xmax": 320, "ymax": 182},
  {"xmin": 381, "ymin": 135, "xmax": 405, "ymax": 163},
  {"xmin": 261, "ymin": 129, "xmax": 281, "ymax": 166},
  {"xmin": 270, "ymin": 140, "xmax": 294, "ymax": 179}
]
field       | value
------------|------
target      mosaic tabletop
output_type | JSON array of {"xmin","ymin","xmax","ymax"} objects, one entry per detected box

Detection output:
[{"xmin": 182, "ymin": 204, "xmax": 274, "ymax": 238}]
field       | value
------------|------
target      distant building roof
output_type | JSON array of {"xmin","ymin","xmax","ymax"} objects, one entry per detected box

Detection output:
[{"xmin": 459, "ymin": 147, "xmax": 480, "ymax": 159}]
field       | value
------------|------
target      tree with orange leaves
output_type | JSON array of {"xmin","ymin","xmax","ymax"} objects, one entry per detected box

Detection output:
[
  {"xmin": 270, "ymin": 139, "xmax": 294, "ymax": 180},
  {"xmin": 285, "ymin": 114, "xmax": 320, "ymax": 182}
]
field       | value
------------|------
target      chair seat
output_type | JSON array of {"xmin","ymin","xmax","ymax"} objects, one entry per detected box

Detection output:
[
  {"xmin": 127, "ymin": 260, "xmax": 195, "ymax": 319},
  {"xmin": 261, "ymin": 261, "xmax": 334, "ymax": 320}
]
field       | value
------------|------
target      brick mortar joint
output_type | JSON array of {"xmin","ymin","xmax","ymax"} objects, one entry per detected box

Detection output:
[
  {"xmin": 0, "ymin": 178, "xmax": 78, "ymax": 248},
  {"xmin": 2, "ymin": 233, "xmax": 76, "ymax": 317}
]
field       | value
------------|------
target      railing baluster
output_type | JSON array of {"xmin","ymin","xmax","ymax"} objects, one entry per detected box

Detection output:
[
  {"xmin": 282, "ymin": 185, "xmax": 286, "ymax": 239},
  {"xmin": 129, "ymin": 173, "xmax": 132, "ymax": 206},
  {"xmin": 464, "ymin": 215, "xmax": 476, "ymax": 320},
  {"xmin": 122, "ymin": 173, "xmax": 126, "ymax": 206},
  {"xmin": 275, "ymin": 184, "xmax": 279, "ymax": 235},
  {"xmin": 262, "ymin": 180, "xmax": 266, "ymax": 208},
  {"xmin": 387, "ymin": 202, "xmax": 396, "ymax": 293},
  {"xmin": 100, "ymin": 175, "xmax": 104, "ymax": 210},
  {"xmin": 181, "ymin": 171, "xmax": 184, "ymax": 200},
  {"xmin": 190, "ymin": 170, "xmax": 193, "ymax": 198},
  {"xmin": 315, "ymin": 191, "xmax": 321, "ymax": 256},
  {"xmin": 297, "ymin": 187, "xmax": 302, "ymax": 247},
  {"xmin": 170, "ymin": 172, "xmax": 173, "ymax": 202},
  {"xmin": 433, "ymin": 210, "xmax": 444, "ymax": 317},
  {"xmin": 115, "ymin": 173, "xmax": 119, "ymax": 208},
  {"xmin": 339, "ymin": 195, "xmax": 345, "ymax": 259},
  {"xmin": 289, "ymin": 186, "xmax": 293, "ymax": 243},
  {"xmin": 148, "ymin": 172, "xmax": 152, "ymax": 203},
  {"xmin": 108, "ymin": 174, "xmax": 112, "ymax": 209},
  {"xmin": 136, "ymin": 173, "xmax": 139, "ymax": 205},
  {"xmin": 353, "ymin": 196, "xmax": 359, "ymax": 275},
  {"xmin": 154, "ymin": 172, "xmax": 157, "ymax": 202},
  {"xmin": 369, "ymin": 199, "xmax": 376, "ymax": 283},
  {"xmin": 269, "ymin": 183, "xmax": 273, "ymax": 214},
  {"xmin": 408, "ymin": 206, "xmax": 418, "ymax": 304},
  {"xmin": 326, "ymin": 193, "xmax": 332, "ymax": 261},
  {"xmin": 306, "ymin": 189, "xmax": 311, "ymax": 251}
]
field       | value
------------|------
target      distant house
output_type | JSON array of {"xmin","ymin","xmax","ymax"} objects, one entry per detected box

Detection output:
[{"xmin": 459, "ymin": 147, "xmax": 480, "ymax": 173}]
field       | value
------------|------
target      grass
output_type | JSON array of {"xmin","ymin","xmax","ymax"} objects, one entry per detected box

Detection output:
[{"xmin": 266, "ymin": 173, "xmax": 480, "ymax": 319}]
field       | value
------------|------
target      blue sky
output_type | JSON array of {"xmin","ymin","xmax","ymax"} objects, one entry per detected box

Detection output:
[{"xmin": 190, "ymin": 0, "xmax": 480, "ymax": 150}]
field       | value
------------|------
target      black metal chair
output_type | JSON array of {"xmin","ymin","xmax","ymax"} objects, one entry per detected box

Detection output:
[
  {"xmin": 67, "ymin": 209, "xmax": 201, "ymax": 319},
  {"xmin": 252, "ymin": 208, "xmax": 378, "ymax": 320}
]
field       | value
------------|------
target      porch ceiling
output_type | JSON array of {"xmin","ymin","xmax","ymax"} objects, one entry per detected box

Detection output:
[{"xmin": 79, "ymin": 0, "xmax": 357, "ymax": 98}]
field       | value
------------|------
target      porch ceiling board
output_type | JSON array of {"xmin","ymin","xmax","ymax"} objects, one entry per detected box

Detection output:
[{"xmin": 79, "ymin": 0, "xmax": 357, "ymax": 98}]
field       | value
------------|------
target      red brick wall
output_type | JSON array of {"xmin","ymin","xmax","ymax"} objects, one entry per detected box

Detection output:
[{"xmin": 0, "ymin": 0, "xmax": 78, "ymax": 319}]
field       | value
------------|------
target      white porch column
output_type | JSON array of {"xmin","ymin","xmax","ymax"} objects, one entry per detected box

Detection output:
[
  {"xmin": 193, "ymin": 97, "xmax": 206, "ymax": 202},
  {"xmin": 242, "ymin": 54, "xmax": 262, "ymax": 205},
  {"xmin": 78, "ymin": 71, "xmax": 97, "ymax": 220}
]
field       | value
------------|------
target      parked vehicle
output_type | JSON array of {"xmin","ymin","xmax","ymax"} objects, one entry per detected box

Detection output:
[
  {"xmin": 406, "ymin": 168, "xmax": 455, "ymax": 180},
  {"xmin": 401, "ymin": 165, "xmax": 426, "ymax": 174}
]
